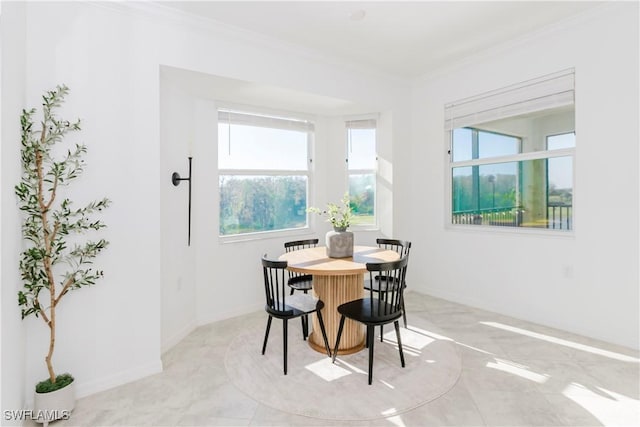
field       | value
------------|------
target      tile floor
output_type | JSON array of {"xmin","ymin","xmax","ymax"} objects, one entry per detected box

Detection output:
[{"xmin": 28, "ymin": 292, "xmax": 640, "ymax": 426}]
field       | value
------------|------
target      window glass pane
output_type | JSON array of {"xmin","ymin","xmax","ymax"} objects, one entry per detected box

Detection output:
[
  {"xmin": 478, "ymin": 131, "xmax": 519, "ymax": 158},
  {"xmin": 547, "ymin": 132, "xmax": 576, "ymax": 150},
  {"xmin": 219, "ymin": 175, "xmax": 308, "ymax": 236},
  {"xmin": 452, "ymin": 163, "xmax": 519, "ymax": 218},
  {"xmin": 452, "ymin": 128, "xmax": 519, "ymax": 162},
  {"xmin": 547, "ymin": 156, "xmax": 573, "ymax": 229},
  {"xmin": 452, "ymin": 158, "xmax": 573, "ymax": 230},
  {"xmin": 348, "ymin": 128, "xmax": 376, "ymax": 170},
  {"xmin": 452, "ymin": 127, "xmax": 473, "ymax": 162},
  {"xmin": 478, "ymin": 163, "xmax": 519, "ymax": 210},
  {"xmin": 348, "ymin": 174, "xmax": 375, "ymax": 225},
  {"xmin": 218, "ymin": 123, "xmax": 307, "ymax": 170}
]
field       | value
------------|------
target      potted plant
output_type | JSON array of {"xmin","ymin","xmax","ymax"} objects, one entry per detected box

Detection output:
[
  {"xmin": 308, "ymin": 193, "xmax": 354, "ymax": 258},
  {"xmin": 15, "ymin": 85, "xmax": 110, "ymax": 424}
]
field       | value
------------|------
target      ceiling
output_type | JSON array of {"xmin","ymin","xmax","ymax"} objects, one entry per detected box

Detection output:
[{"xmin": 157, "ymin": 1, "xmax": 604, "ymax": 79}]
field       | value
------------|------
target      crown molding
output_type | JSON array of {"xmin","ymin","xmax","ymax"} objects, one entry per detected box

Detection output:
[
  {"xmin": 412, "ymin": 1, "xmax": 625, "ymax": 87},
  {"xmin": 86, "ymin": 1, "xmax": 408, "ymax": 87}
]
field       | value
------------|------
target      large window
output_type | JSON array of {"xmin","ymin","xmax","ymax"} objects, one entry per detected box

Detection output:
[
  {"xmin": 447, "ymin": 69, "xmax": 575, "ymax": 231},
  {"xmin": 218, "ymin": 109, "xmax": 312, "ymax": 236},
  {"xmin": 346, "ymin": 119, "xmax": 377, "ymax": 226}
]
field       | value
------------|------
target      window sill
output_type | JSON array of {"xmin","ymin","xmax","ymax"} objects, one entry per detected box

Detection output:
[
  {"xmin": 218, "ymin": 227, "xmax": 316, "ymax": 244},
  {"xmin": 444, "ymin": 223, "xmax": 575, "ymax": 239}
]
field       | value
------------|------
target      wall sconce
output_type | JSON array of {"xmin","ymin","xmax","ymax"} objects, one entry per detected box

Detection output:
[{"xmin": 172, "ymin": 156, "xmax": 192, "ymax": 246}]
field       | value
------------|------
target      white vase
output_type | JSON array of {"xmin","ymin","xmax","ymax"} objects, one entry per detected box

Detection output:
[
  {"xmin": 33, "ymin": 381, "xmax": 75, "ymax": 426},
  {"xmin": 325, "ymin": 228, "xmax": 354, "ymax": 258}
]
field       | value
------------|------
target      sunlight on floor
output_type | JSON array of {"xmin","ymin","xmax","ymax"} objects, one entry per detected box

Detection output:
[
  {"xmin": 383, "ymin": 327, "xmax": 436, "ymax": 351},
  {"xmin": 455, "ymin": 341, "xmax": 495, "ymax": 355},
  {"xmin": 305, "ymin": 357, "xmax": 352, "ymax": 381},
  {"xmin": 379, "ymin": 379, "xmax": 396, "ymax": 389},
  {"xmin": 486, "ymin": 358, "xmax": 550, "ymax": 383},
  {"xmin": 563, "ymin": 382, "xmax": 640, "ymax": 425},
  {"xmin": 480, "ymin": 321, "xmax": 640, "ymax": 362},
  {"xmin": 381, "ymin": 411, "xmax": 406, "ymax": 427}
]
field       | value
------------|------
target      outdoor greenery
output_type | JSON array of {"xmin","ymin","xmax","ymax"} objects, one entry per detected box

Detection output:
[
  {"xmin": 348, "ymin": 174, "xmax": 375, "ymax": 217},
  {"xmin": 452, "ymin": 173, "xmax": 517, "ymax": 212},
  {"xmin": 219, "ymin": 175, "xmax": 307, "ymax": 235},
  {"xmin": 219, "ymin": 175, "xmax": 374, "ymax": 236},
  {"xmin": 15, "ymin": 85, "xmax": 110, "ymax": 387}
]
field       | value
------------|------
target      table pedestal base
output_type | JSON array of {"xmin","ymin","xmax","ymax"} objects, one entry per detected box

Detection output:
[{"xmin": 310, "ymin": 273, "xmax": 365, "ymax": 355}]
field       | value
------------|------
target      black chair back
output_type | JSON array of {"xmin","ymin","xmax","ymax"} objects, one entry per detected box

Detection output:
[
  {"xmin": 284, "ymin": 238, "xmax": 319, "ymax": 252},
  {"xmin": 365, "ymin": 256, "xmax": 409, "ymax": 316},
  {"xmin": 261, "ymin": 256, "xmax": 292, "ymax": 316},
  {"xmin": 376, "ymin": 238, "xmax": 411, "ymax": 258}
]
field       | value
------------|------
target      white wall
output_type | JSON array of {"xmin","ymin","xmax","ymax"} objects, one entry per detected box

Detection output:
[
  {"xmin": 13, "ymin": 2, "xmax": 167, "ymax": 404},
  {"xmin": 407, "ymin": 2, "xmax": 639, "ymax": 349},
  {"xmin": 1, "ymin": 2, "xmax": 27, "ymax": 422},
  {"xmin": 5, "ymin": 0, "xmax": 636, "ymax": 411},
  {"xmin": 3, "ymin": 1, "xmax": 410, "ymax": 406}
]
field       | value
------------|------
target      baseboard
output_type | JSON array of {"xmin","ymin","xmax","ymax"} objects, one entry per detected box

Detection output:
[
  {"xmin": 74, "ymin": 359, "xmax": 163, "ymax": 399},
  {"xmin": 197, "ymin": 302, "xmax": 263, "ymax": 327},
  {"xmin": 417, "ymin": 284, "xmax": 640, "ymax": 351},
  {"xmin": 161, "ymin": 320, "xmax": 197, "ymax": 354}
]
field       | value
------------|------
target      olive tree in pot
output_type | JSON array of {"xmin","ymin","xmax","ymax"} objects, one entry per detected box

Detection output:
[{"xmin": 15, "ymin": 85, "xmax": 110, "ymax": 425}]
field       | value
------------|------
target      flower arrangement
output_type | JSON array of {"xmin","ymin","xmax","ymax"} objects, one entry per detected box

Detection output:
[{"xmin": 308, "ymin": 192, "xmax": 353, "ymax": 231}]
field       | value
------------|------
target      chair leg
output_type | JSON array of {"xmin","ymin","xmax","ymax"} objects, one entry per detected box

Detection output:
[
  {"xmin": 283, "ymin": 319, "xmax": 288, "ymax": 375},
  {"xmin": 367, "ymin": 325, "xmax": 375, "ymax": 385},
  {"xmin": 365, "ymin": 326, "xmax": 368, "ymax": 348},
  {"xmin": 379, "ymin": 291, "xmax": 386, "ymax": 342},
  {"xmin": 301, "ymin": 315, "xmax": 308, "ymax": 341},
  {"xmin": 401, "ymin": 297, "xmax": 407, "ymax": 328},
  {"xmin": 315, "ymin": 310, "xmax": 332, "ymax": 357},
  {"xmin": 262, "ymin": 315, "xmax": 272, "ymax": 355},
  {"xmin": 332, "ymin": 315, "xmax": 346, "ymax": 363},
  {"xmin": 290, "ymin": 287, "xmax": 295, "ymax": 296},
  {"xmin": 394, "ymin": 320, "xmax": 405, "ymax": 368}
]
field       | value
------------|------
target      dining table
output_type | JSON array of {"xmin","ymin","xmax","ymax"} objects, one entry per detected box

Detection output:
[{"xmin": 278, "ymin": 245, "xmax": 400, "ymax": 355}]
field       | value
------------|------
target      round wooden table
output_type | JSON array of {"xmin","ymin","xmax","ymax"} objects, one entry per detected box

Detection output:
[{"xmin": 279, "ymin": 245, "xmax": 400, "ymax": 355}]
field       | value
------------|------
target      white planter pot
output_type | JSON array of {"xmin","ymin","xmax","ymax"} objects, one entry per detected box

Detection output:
[{"xmin": 33, "ymin": 381, "xmax": 75, "ymax": 426}]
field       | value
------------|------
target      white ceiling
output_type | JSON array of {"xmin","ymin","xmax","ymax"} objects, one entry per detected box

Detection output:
[{"xmin": 158, "ymin": 1, "xmax": 604, "ymax": 79}]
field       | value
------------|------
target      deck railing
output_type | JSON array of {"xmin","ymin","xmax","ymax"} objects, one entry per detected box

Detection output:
[
  {"xmin": 452, "ymin": 204, "xmax": 572, "ymax": 230},
  {"xmin": 452, "ymin": 207, "xmax": 523, "ymax": 227},
  {"xmin": 547, "ymin": 203, "xmax": 572, "ymax": 230}
]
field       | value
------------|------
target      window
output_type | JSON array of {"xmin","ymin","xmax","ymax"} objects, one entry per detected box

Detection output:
[
  {"xmin": 447, "ymin": 69, "xmax": 575, "ymax": 231},
  {"xmin": 218, "ymin": 109, "xmax": 312, "ymax": 237},
  {"xmin": 346, "ymin": 119, "xmax": 376, "ymax": 226}
]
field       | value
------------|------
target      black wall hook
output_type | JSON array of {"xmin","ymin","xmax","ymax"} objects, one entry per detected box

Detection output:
[{"xmin": 172, "ymin": 156, "xmax": 193, "ymax": 246}]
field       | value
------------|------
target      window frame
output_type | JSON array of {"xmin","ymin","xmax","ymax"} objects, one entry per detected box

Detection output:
[
  {"xmin": 444, "ymin": 69, "xmax": 576, "ymax": 236},
  {"xmin": 345, "ymin": 117, "xmax": 378, "ymax": 230},
  {"xmin": 447, "ymin": 133, "xmax": 575, "ymax": 234},
  {"xmin": 217, "ymin": 105, "xmax": 315, "ymax": 242}
]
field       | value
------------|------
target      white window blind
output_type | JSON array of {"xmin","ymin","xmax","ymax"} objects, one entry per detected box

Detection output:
[
  {"xmin": 218, "ymin": 110, "xmax": 314, "ymax": 132},
  {"xmin": 445, "ymin": 68, "xmax": 575, "ymax": 130},
  {"xmin": 345, "ymin": 119, "xmax": 377, "ymax": 130}
]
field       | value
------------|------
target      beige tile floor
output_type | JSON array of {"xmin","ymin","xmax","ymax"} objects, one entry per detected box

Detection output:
[{"xmin": 29, "ymin": 292, "xmax": 640, "ymax": 426}]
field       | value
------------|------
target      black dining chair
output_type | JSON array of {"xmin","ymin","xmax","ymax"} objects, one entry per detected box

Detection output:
[
  {"xmin": 332, "ymin": 256, "xmax": 409, "ymax": 384},
  {"xmin": 261, "ymin": 255, "xmax": 331, "ymax": 375},
  {"xmin": 365, "ymin": 239, "xmax": 412, "ymax": 340}
]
